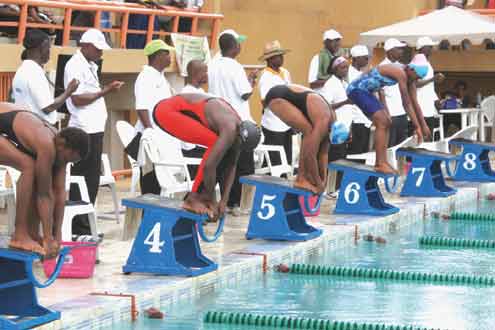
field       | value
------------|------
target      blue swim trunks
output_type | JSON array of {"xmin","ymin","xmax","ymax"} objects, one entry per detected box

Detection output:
[{"xmin": 347, "ymin": 89, "xmax": 383, "ymax": 118}]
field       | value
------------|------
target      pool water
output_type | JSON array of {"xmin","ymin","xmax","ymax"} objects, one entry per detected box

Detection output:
[{"xmin": 107, "ymin": 201, "xmax": 495, "ymax": 330}]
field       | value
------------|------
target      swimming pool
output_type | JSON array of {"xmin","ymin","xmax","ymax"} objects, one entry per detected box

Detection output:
[{"xmin": 106, "ymin": 200, "xmax": 495, "ymax": 330}]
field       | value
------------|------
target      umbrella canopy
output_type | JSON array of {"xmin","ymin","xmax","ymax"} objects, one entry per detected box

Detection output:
[{"xmin": 360, "ymin": 6, "xmax": 495, "ymax": 47}]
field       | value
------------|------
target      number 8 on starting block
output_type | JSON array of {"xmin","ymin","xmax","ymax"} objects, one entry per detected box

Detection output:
[{"xmin": 449, "ymin": 138, "xmax": 495, "ymax": 182}]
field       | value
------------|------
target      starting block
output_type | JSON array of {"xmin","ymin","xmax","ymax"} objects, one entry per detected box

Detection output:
[
  {"xmin": 122, "ymin": 194, "xmax": 221, "ymax": 277},
  {"xmin": 0, "ymin": 248, "xmax": 69, "ymax": 330},
  {"xmin": 328, "ymin": 160, "xmax": 399, "ymax": 216},
  {"xmin": 396, "ymin": 147, "xmax": 458, "ymax": 197},
  {"xmin": 239, "ymin": 175, "xmax": 322, "ymax": 241},
  {"xmin": 449, "ymin": 138, "xmax": 495, "ymax": 182}
]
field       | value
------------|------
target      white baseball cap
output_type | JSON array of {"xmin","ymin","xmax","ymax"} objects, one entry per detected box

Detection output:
[
  {"xmin": 323, "ymin": 29, "xmax": 342, "ymax": 41},
  {"xmin": 416, "ymin": 36, "xmax": 438, "ymax": 50},
  {"xmin": 384, "ymin": 38, "xmax": 406, "ymax": 51},
  {"xmin": 350, "ymin": 45, "xmax": 369, "ymax": 57},
  {"xmin": 219, "ymin": 29, "xmax": 247, "ymax": 43},
  {"xmin": 80, "ymin": 28, "xmax": 111, "ymax": 50}
]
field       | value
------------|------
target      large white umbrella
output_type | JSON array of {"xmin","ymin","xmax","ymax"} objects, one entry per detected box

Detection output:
[{"xmin": 360, "ymin": 6, "xmax": 495, "ymax": 47}]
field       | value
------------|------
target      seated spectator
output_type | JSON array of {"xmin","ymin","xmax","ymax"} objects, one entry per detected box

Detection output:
[
  {"xmin": 164, "ymin": 0, "xmax": 203, "ymax": 32},
  {"xmin": 455, "ymin": 80, "xmax": 472, "ymax": 108},
  {"xmin": 125, "ymin": 0, "xmax": 159, "ymax": 49},
  {"xmin": 0, "ymin": 4, "xmax": 54, "ymax": 36}
]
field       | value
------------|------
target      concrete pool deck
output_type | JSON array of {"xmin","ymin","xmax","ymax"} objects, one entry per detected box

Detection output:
[{"xmin": 0, "ymin": 178, "xmax": 493, "ymax": 330}]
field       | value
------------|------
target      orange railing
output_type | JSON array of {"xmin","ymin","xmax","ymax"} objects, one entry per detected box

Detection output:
[
  {"xmin": 0, "ymin": 73, "xmax": 14, "ymax": 102},
  {"xmin": 0, "ymin": 0, "xmax": 223, "ymax": 49}
]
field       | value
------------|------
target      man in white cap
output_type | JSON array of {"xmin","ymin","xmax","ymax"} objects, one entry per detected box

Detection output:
[
  {"xmin": 208, "ymin": 29, "xmax": 257, "ymax": 216},
  {"xmin": 348, "ymin": 45, "xmax": 373, "ymax": 156},
  {"xmin": 258, "ymin": 40, "xmax": 292, "ymax": 168},
  {"xmin": 380, "ymin": 38, "xmax": 408, "ymax": 147},
  {"xmin": 64, "ymin": 28, "xmax": 124, "ymax": 235},
  {"xmin": 415, "ymin": 36, "xmax": 445, "ymax": 141},
  {"xmin": 308, "ymin": 29, "xmax": 342, "ymax": 90}
]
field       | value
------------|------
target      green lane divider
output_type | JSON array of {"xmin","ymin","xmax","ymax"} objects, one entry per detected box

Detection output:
[
  {"xmin": 419, "ymin": 236, "xmax": 495, "ymax": 249},
  {"xmin": 285, "ymin": 263, "xmax": 495, "ymax": 286},
  {"xmin": 204, "ymin": 311, "xmax": 450, "ymax": 330},
  {"xmin": 449, "ymin": 212, "xmax": 495, "ymax": 221}
]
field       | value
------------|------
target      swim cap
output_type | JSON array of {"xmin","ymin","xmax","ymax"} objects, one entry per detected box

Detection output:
[
  {"xmin": 239, "ymin": 121, "xmax": 261, "ymax": 151},
  {"xmin": 329, "ymin": 121, "xmax": 350, "ymax": 144},
  {"xmin": 408, "ymin": 64, "xmax": 428, "ymax": 79}
]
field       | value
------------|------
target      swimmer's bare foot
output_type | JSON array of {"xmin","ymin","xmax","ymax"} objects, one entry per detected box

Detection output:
[
  {"xmin": 9, "ymin": 236, "xmax": 45, "ymax": 255},
  {"xmin": 43, "ymin": 237, "xmax": 60, "ymax": 259},
  {"xmin": 29, "ymin": 231, "xmax": 43, "ymax": 246},
  {"xmin": 183, "ymin": 193, "xmax": 213, "ymax": 218},
  {"xmin": 294, "ymin": 175, "xmax": 320, "ymax": 195},
  {"xmin": 374, "ymin": 162, "xmax": 399, "ymax": 175}
]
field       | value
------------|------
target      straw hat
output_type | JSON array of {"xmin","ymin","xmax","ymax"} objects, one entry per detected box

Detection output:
[{"xmin": 258, "ymin": 40, "xmax": 290, "ymax": 61}]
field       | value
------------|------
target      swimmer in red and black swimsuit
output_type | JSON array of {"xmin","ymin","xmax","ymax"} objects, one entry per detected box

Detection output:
[
  {"xmin": 154, "ymin": 93, "xmax": 261, "ymax": 219},
  {"xmin": 264, "ymin": 84, "xmax": 336, "ymax": 194}
]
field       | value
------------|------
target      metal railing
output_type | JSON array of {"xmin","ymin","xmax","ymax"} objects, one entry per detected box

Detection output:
[{"xmin": 0, "ymin": 0, "xmax": 223, "ymax": 49}]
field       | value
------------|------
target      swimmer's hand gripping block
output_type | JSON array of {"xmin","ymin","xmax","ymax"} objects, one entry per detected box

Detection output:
[
  {"xmin": 396, "ymin": 148, "xmax": 458, "ymax": 197},
  {"xmin": 328, "ymin": 160, "xmax": 399, "ymax": 216},
  {"xmin": 122, "ymin": 194, "xmax": 218, "ymax": 277},
  {"xmin": 239, "ymin": 175, "xmax": 322, "ymax": 241},
  {"xmin": 449, "ymin": 138, "xmax": 495, "ymax": 182},
  {"xmin": 0, "ymin": 247, "xmax": 70, "ymax": 330}
]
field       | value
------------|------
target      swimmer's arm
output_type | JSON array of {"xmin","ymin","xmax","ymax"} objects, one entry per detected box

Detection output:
[
  {"xmin": 202, "ymin": 124, "xmax": 237, "ymax": 197},
  {"xmin": 398, "ymin": 77, "xmax": 422, "ymax": 140},
  {"xmin": 408, "ymin": 82, "xmax": 430, "ymax": 137},
  {"xmin": 217, "ymin": 146, "xmax": 240, "ymax": 216},
  {"xmin": 136, "ymin": 109, "xmax": 153, "ymax": 129},
  {"xmin": 35, "ymin": 147, "xmax": 56, "ymax": 240},
  {"xmin": 52, "ymin": 165, "xmax": 67, "ymax": 241}
]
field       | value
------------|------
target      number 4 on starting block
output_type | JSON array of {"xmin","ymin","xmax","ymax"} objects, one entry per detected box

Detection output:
[{"xmin": 239, "ymin": 175, "xmax": 322, "ymax": 241}]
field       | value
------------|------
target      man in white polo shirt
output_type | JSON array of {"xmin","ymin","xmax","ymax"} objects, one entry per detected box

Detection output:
[
  {"xmin": 13, "ymin": 29, "xmax": 79, "ymax": 125},
  {"xmin": 415, "ymin": 36, "xmax": 445, "ymax": 141},
  {"xmin": 308, "ymin": 29, "xmax": 343, "ymax": 91},
  {"xmin": 380, "ymin": 38, "xmax": 408, "ymax": 147},
  {"xmin": 258, "ymin": 40, "xmax": 292, "ymax": 168},
  {"xmin": 64, "ymin": 28, "xmax": 124, "ymax": 235},
  {"xmin": 126, "ymin": 39, "xmax": 174, "ymax": 195},
  {"xmin": 208, "ymin": 29, "xmax": 258, "ymax": 215}
]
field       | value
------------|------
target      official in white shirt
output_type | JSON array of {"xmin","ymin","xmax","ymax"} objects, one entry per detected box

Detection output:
[
  {"xmin": 64, "ymin": 28, "xmax": 123, "ymax": 235},
  {"xmin": 320, "ymin": 56, "xmax": 353, "ymax": 191},
  {"xmin": 415, "ymin": 37, "xmax": 445, "ymax": 141},
  {"xmin": 348, "ymin": 45, "xmax": 372, "ymax": 156},
  {"xmin": 127, "ymin": 39, "xmax": 174, "ymax": 194},
  {"xmin": 380, "ymin": 38, "xmax": 408, "ymax": 147},
  {"xmin": 13, "ymin": 29, "xmax": 79, "ymax": 125},
  {"xmin": 258, "ymin": 40, "xmax": 292, "ymax": 167},
  {"xmin": 208, "ymin": 30, "xmax": 257, "ymax": 214},
  {"xmin": 180, "ymin": 59, "xmax": 208, "ymax": 177}
]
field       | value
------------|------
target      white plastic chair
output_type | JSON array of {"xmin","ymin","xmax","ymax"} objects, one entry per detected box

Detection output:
[
  {"xmin": 97, "ymin": 154, "xmax": 120, "ymax": 223},
  {"xmin": 347, "ymin": 136, "xmax": 417, "ymax": 168},
  {"xmin": 432, "ymin": 113, "xmax": 445, "ymax": 142},
  {"xmin": 419, "ymin": 126, "xmax": 478, "ymax": 153},
  {"xmin": 0, "ymin": 166, "xmax": 16, "ymax": 235},
  {"xmin": 481, "ymin": 96, "xmax": 495, "ymax": 142},
  {"xmin": 116, "ymin": 120, "xmax": 141, "ymax": 194},
  {"xmin": 63, "ymin": 163, "xmax": 98, "ymax": 242},
  {"xmin": 254, "ymin": 144, "xmax": 293, "ymax": 178},
  {"xmin": 139, "ymin": 129, "xmax": 201, "ymax": 198}
]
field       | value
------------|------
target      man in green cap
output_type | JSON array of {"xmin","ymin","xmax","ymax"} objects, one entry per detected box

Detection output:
[{"xmin": 125, "ymin": 39, "xmax": 175, "ymax": 194}]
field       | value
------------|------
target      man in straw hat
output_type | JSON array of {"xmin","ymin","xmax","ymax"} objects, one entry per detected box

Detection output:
[{"xmin": 258, "ymin": 40, "xmax": 293, "ymax": 169}]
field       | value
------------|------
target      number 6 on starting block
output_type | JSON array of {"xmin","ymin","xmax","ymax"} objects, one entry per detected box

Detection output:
[{"xmin": 240, "ymin": 175, "xmax": 322, "ymax": 241}]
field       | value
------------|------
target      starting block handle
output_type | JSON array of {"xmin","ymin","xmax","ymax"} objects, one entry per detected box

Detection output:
[
  {"xmin": 197, "ymin": 216, "xmax": 225, "ymax": 243},
  {"xmin": 29, "ymin": 246, "xmax": 72, "ymax": 288},
  {"xmin": 384, "ymin": 175, "xmax": 399, "ymax": 193},
  {"xmin": 302, "ymin": 194, "xmax": 322, "ymax": 215}
]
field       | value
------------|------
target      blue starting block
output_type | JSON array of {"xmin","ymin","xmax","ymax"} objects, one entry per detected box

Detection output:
[
  {"xmin": 0, "ymin": 247, "xmax": 69, "ymax": 330},
  {"xmin": 122, "ymin": 194, "xmax": 223, "ymax": 277},
  {"xmin": 239, "ymin": 175, "xmax": 322, "ymax": 241},
  {"xmin": 449, "ymin": 138, "xmax": 495, "ymax": 182},
  {"xmin": 328, "ymin": 160, "xmax": 399, "ymax": 216},
  {"xmin": 396, "ymin": 147, "xmax": 458, "ymax": 197}
]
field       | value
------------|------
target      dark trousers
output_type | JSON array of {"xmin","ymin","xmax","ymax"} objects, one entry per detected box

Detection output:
[
  {"xmin": 227, "ymin": 150, "xmax": 254, "ymax": 208},
  {"xmin": 261, "ymin": 127, "xmax": 293, "ymax": 167},
  {"xmin": 388, "ymin": 114, "xmax": 409, "ymax": 147},
  {"xmin": 70, "ymin": 132, "xmax": 103, "ymax": 235},
  {"xmin": 348, "ymin": 123, "xmax": 371, "ymax": 155},
  {"xmin": 328, "ymin": 143, "xmax": 348, "ymax": 190},
  {"xmin": 124, "ymin": 132, "xmax": 161, "ymax": 195}
]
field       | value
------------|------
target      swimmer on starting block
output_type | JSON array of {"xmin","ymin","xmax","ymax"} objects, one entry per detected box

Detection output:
[
  {"xmin": 153, "ymin": 93, "xmax": 261, "ymax": 219},
  {"xmin": 264, "ymin": 84, "xmax": 336, "ymax": 194},
  {"xmin": 0, "ymin": 103, "xmax": 89, "ymax": 257},
  {"xmin": 347, "ymin": 54, "xmax": 431, "ymax": 174}
]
